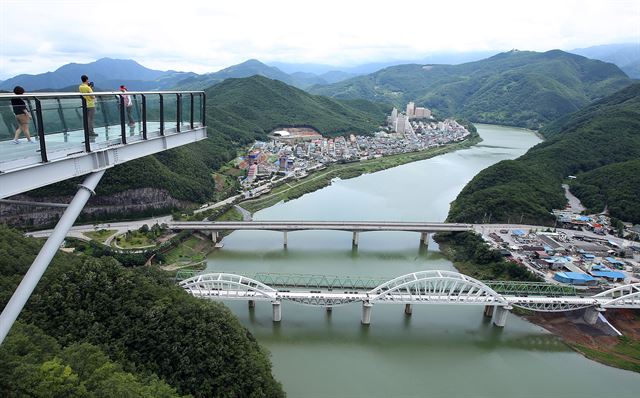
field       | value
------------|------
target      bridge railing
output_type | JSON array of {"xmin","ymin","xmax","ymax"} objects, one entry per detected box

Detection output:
[{"xmin": 0, "ymin": 91, "xmax": 205, "ymax": 172}]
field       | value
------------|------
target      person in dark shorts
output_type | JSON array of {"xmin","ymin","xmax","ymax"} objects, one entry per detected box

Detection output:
[{"xmin": 11, "ymin": 86, "xmax": 35, "ymax": 144}]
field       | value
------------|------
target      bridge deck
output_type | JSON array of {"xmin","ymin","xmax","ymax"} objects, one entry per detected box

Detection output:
[{"xmin": 169, "ymin": 221, "xmax": 474, "ymax": 232}]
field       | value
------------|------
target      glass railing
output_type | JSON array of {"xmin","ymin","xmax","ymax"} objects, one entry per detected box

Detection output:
[{"xmin": 0, "ymin": 91, "xmax": 205, "ymax": 171}]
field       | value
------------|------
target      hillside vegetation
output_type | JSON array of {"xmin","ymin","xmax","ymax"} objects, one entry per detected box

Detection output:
[
  {"xmin": 0, "ymin": 225, "xmax": 284, "ymax": 397},
  {"xmin": 448, "ymin": 83, "xmax": 640, "ymax": 225},
  {"xmin": 311, "ymin": 50, "xmax": 632, "ymax": 129},
  {"xmin": 28, "ymin": 76, "xmax": 388, "ymax": 205}
]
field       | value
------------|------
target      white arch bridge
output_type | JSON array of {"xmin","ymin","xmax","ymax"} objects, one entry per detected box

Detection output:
[{"xmin": 179, "ymin": 270, "xmax": 640, "ymax": 327}]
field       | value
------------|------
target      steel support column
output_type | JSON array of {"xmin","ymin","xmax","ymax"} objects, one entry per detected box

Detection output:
[{"xmin": 0, "ymin": 170, "xmax": 105, "ymax": 344}]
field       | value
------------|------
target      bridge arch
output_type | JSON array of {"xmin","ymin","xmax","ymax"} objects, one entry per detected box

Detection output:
[
  {"xmin": 367, "ymin": 270, "xmax": 508, "ymax": 305},
  {"xmin": 593, "ymin": 283, "xmax": 640, "ymax": 308},
  {"xmin": 180, "ymin": 273, "xmax": 278, "ymax": 301}
]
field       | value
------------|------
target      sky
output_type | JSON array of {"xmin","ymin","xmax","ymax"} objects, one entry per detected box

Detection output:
[{"xmin": 0, "ymin": 0, "xmax": 639, "ymax": 79}]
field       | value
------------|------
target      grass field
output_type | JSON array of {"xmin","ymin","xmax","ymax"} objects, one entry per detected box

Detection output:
[
  {"xmin": 163, "ymin": 236, "xmax": 213, "ymax": 265},
  {"xmin": 114, "ymin": 231, "xmax": 156, "ymax": 249},
  {"xmin": 83, "ymin": 229, "xmax": 117, "ymax": 243}
]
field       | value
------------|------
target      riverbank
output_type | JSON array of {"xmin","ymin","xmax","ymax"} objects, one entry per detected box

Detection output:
[
  {"xmin": 242, "ymin": 132, "xmax": 482, "ymax": 214},
  {"xmin": 436, "ymin": 231, "xmax": 640, "ymax": 373},
  {"xmin": 524, "ymin": 310, "xmax": 640, "ymax": 373}
]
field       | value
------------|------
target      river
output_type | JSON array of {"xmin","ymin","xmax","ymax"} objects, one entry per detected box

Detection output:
[{"xmin": 206, "ymin": 124, "xmax": 640, "ymax": 397}]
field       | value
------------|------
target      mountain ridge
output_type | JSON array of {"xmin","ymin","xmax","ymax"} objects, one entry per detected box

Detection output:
[
  {"xmin": 447, "ymin": 83, "xmax": 640, "ymax": 224},
  {"xmin": 310, "ymin": 50, "xmax": 633, "ymax": 129}
]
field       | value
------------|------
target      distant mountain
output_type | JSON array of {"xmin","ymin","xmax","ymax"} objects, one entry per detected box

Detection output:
[
  {"xmin": 319, "ymin": 70, "xmax": 357, "ymax": 84},
  {"xmin": 25, "ymin": 76, "xmax": 389, "ymax": 218},
  {"xmin": 571, "ymin": 43, "xmax": 640, "ymax": 78},
  {"xmin": 448, "ymin": 83, "xmax": 640, "ymax": 224},
  {"xmin": 172, "ymin": 59, "xmax": 355, "ymax": 90},
  {"xmin": 173, "ymin": 59, "xmax": 295, "ymax": 90},
  {"xmin": 0, "ymin": 58, "xmax": 196, "ymax": 91},
  {"xmin": 268, "ymin": 51, "xmax": 496, "ymax": 75},
  {"xmin": 288, "ymin": 72, "xmax": 328, "ymax": 88},
  {"xmin": 311, "ymin": 50, "xmax": 633, "ymax": 129}
]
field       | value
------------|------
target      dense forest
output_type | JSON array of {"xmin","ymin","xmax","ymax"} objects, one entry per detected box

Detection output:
[
  {"xmin": 570, "ymin": 159, "xmax": 640, "ymax": 223},
  {"xmin": 448, "ymin": 83, "xmax": 640, "ymax": 225},
  {"xmin": 0, "ymin": 225, "xmax": 285, "ymax": 397},
  {"xmin": 311, "ymin": 50, "xmax": 632, "ymax": 129},
  {"xmin": 26, "ymin": 75, "xmax": 389, "ymax": 203}
]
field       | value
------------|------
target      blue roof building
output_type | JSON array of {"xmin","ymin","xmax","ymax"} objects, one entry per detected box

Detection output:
[
  {"xmin": 554, "ymin": 272, "xmax": 597, "ymax": 285},
  {"xmin": 590, "ymin": 271, "xmax": 625, "ymax": 282}
]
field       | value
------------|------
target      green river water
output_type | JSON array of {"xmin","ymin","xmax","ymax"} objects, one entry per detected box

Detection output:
[{"xmin": 206, "ymin": 124, "xmax": 640, "ymax": 397}]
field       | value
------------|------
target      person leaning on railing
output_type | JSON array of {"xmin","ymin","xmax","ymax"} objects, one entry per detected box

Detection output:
[
  {"xmin": 11, "ymin": 86, "xmax": 35, "ymax": 144},
  {"xmin": 79, "ymin": 75, "xmax": 97, "ymax": 136}
]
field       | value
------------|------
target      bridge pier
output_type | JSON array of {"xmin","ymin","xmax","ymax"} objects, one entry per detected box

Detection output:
[
  {"xmin": 404, "ymin": 303, "xmax": 413, "ymax": 315},
  {"xmin": 326, "ymin": 306, "xmax": 333, "ymax": 313},
  {"xmin": 361, "ymin": 302, "xmax": 373, "ymax": 325},
  {"xmin": 248, "ymin": 300, "xmax": 255, "ymax": 309},
  {"xmin": 283, "ymin": 231, "xmax": 288, "ymax": 248},
  {"xmin": 483, "ymin": 305, "xmax": 495, "ymax": 318},
  {"xmin": 210, "ymin": 231, "xmax": 220, "ymax": 242},
  {"xmin": 584, "ymin": 307, "xmax": 604, "ymax": 325},
  {"xmin": 272, "ymin": 300, "xmax": 282, "ymax": 322},
  {"xmin": 352, "ymin": 231, "xmax": 359, "ymax": 247},
  {"xmin": 493, "ymin": 305, "xmax": 512, "ymax": 328},
  {"xmin": 420, "ymin": 232, "xmax": 429, "ymax": 248}
]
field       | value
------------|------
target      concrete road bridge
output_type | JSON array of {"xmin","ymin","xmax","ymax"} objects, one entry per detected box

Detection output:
[
  {"xmin": 179, "ymin": 270, "xmax": 640, "ymax": 327},
  {"xmin": 168, "ymin": 220, "xmax": 474, "ymax": 248}
]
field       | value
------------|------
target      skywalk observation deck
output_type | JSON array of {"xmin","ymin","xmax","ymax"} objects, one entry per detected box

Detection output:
[
  {"xmin": 0, "ymin": 90, "xmax": 207, "ymax": 344},
  {"xmin": 0, "ymin": 91, "xmax": 207, "ymax": 198}
]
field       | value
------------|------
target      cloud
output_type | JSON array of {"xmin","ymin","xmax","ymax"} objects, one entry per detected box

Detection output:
[{"xmin": 1, "ymin": 0, "xmax": 638, "ymax": 79}]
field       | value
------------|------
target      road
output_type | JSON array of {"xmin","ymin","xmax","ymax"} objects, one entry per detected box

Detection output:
[{"xmin": 562, "ymin": 184, "xmax": 586, "ymax": 213}]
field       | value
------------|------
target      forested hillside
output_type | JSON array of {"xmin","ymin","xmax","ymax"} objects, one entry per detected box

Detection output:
[
  {"xmin": 448, "ymin": 83, "xmax": 640, "ymax": 225},
  {"xmin": 0, "ymin": 225, "xmax": 285, "ymax": 397},
  {"xmin": 28, "ymin": 76, "xmax": 388, "ymax": 204},
  {"xmin": 311, "ymin": 50, "xmax": 632, "ymax": 129}
]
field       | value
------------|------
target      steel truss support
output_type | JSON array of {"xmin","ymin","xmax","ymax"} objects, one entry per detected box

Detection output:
[{"xmin": 0, "ymin": 170, "xmax": 105, "ymax": 344}]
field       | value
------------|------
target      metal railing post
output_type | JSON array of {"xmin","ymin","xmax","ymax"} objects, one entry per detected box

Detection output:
[
  {"xmin": 159, "ymin": 94, "xmax": 164, "ymax": 135},
  {"xmin": 176, "ymin": 93, "xmax": 181, "ymax": 133},
  {"xmin": 190, "ymin": 93, "xmax": 194, "ymax": 129},
  {"xmin": 56, "ymin": 98, "xmax": 68, "ymax": 133},
  {"xmin": 202, "ymin": 92, "xmax": 206, "ymax": 126},
  {"xmin": 119, "ymin": 95, "xmax": 127, "ymax": 144},
  {"xmin": 100, "ymin": 95, "xmax": 109, "ymax": 130},
  {"xmin": 141, "ymin": 94, "xmax": 147, "ymax": 140},
  {"xmin": 81, "ymin": 97, "xmax": 91, "ymax": 152},
  {"xmin": 33, "ymin": 98, "xmax": 48, "ymax": 163}
]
